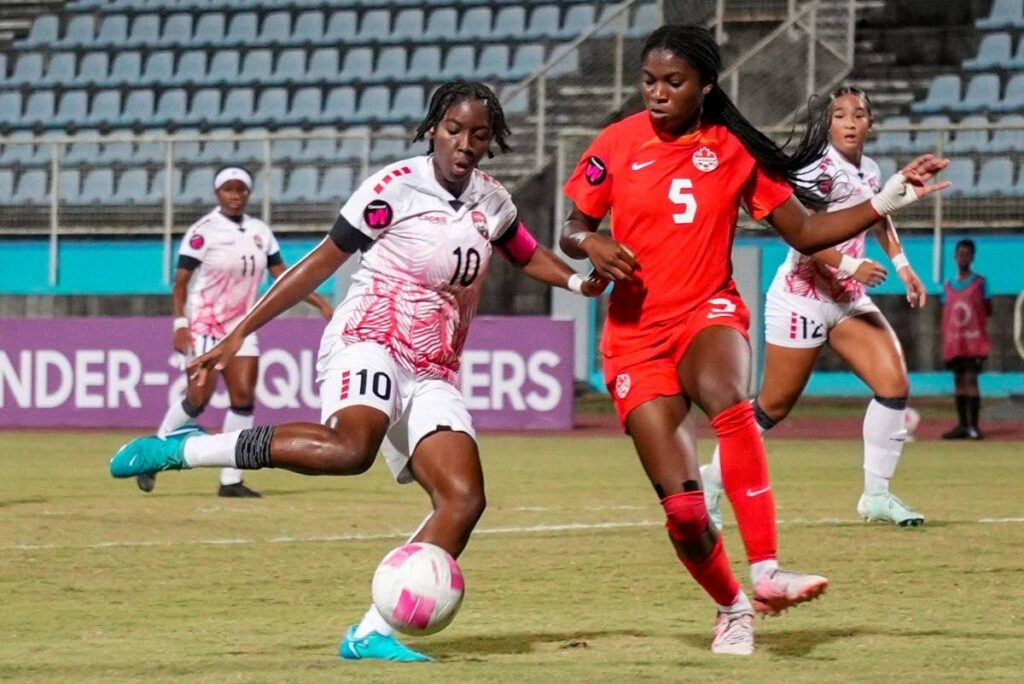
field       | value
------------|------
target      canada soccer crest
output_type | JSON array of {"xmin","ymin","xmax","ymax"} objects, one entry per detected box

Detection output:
[
  {"xmin": 692, "ymin": 147, "xmax": 718, "ymax": 172},
  {"xmin": 471, "ymin": 211, "xmax": 488, "ymax": 238},
  {"xmin": 615, "ymin": 373, "xmax": 631, "ymax": 399}
]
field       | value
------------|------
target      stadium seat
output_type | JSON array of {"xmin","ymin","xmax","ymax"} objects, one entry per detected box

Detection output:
[
  {"xmin": 0, "ymin": 169, "xmax": 14, "ymax": 204},
  {"xmin": 391, "ymin": 85, "xmax": 424, "ymax": 121},
  {"xmin": 964, "ymin": 33, "xmax": 1012, "ymax": 70},
  {"xmin": 148, "ymin": 168, "xmax": 183, "ymax": 203},
  {"xmin": 341, "ymin": 48, "xmax": 373, "ymax": 82},
  {"xmin": 548, "ymin": 46, "xmax": 580, "ymax": 77},
  {"xmin": 198, "ymin": 132, "xmax": 236, "ymax": 164},
  {"xmin": 969, "ymin": 157, "xmax": 1014, "ymax": 196},
  {"xmin": 910, "ymin": 74, "xmax": 961, "ymax": 114},
  {"xmin": 23, "ymin": 91, "xmax": 57, "ymax": 129},
  {"xmin": 41, "ymin": 52, "xmax": 77, "ymax": 87},
  {"xmin": 335, "ymin": 125, "xmax": 370, "ymax": 162},
  {"xmin": 78, "ymin": 52, "xmax": 110, "ymax": 88},
  {"xmin": 106, "ymin": 52, "xmax": 142, "ymax": 87},
  {"xmin": 459, "ymin": 7, "xmax": 492, "ymax": 39},
  {"xmin": 83, "ymin": 90, "xmax": 121, "ymax": 128},
  {"xmin": 151, "ymin": 89, "xmax": 187, "ymax": 129},
  {"xmin": 281, "ymin": 166, "xmax": 320, "ymax": 202},
  {"xmin": 205, "ymin": 50, "xmax": 240, "ymax": 86},
  {"xmin": 492, "ymin": 6, "xmax": 526, "ymax": 39},
  {"xmin": 225, "ymin": 13, "xmax": 259, "ymax": 47},
  {"xmin": 274, "ymin": 49, "xmax": 307, "ymax": 85},
  {"xmin": 52, "ymin": 91, "xmax": 89, "ymax": 129},
  {"xmin": 252, "ymin": 87, "xmax": 287, "ymax": 126},
  {"xmin": 21, "ymin": 15, "xmax": 59, "ymax": 48},
  {"xmin": 994, "ymin": 73, "xmax": 1024, "ymax": 112},
  {"xmin": 478, "ymin": 45, "xmax": 511, "ymax": 80},
  {"xmin": 370, "ymin": 125, "xmax": 409, "ymax": 162},
  {"xmin": 325, "ymin": 10, "xmax": 358, "ymax": 42},
  {"xmin": 524, "ymin": 6, "xmax": 560, "ymax": 40},
  {"xmin": 160, "ymin": 13, "xmax": 193, "ymax": 47},
  {"xmin": 357, "ymin": 10, "xmax": 391, "ymax": 42},
  {"xmin": 127, "ymin": 14, "xmax": 161, "ymax": 48},
  {"xmin": 271, "ymin": 127, "xmax": 306, "ymax": 162},
  {"xmin": 179, "ymin": 168, "xmax": 216, "ymax": 204},
  {"xmin": 374, "ymin": 47, "xmax": 408, "ymax": 80},
  {"xmin": 352, "ymin": 86, "xmax": 390, "ymax": 123},
  {"xmin": 57, "ymin": 15, "xmax": 96, "ymax": 48},
  {"xmin": 990, "ymin": 114, "xmax": 1024, "ymax": 152},
  {"xmin": 501, "ymin": 86, "xmax": 529, "ymax": 115},
  {"xmin": 193, "ymin": 13, "xmax": 226, "ymax": 45},
  {"xmin": 290, "ymin": 87, "xmax": 323, "ymax": 126},
  {"xmin": 953, "ymin": 73, "xmax": 1000, "ymax": 113},
  {"xmin": 391, "ymin": 9, "xmax": 425, "ymax": 42},
  {"xmin": 629, "ymin": 3, "xmax": 660, "ymax": 37},
  {"xmin": 307, "ymin": 48, "xmax": 342, "ymax": 83},
  {"xmin": 97, "ymin": 140, "xmax": 133, "ymax": 164},
  {"xmin": 62, "ymin": 140, "xmax": 99, "ymax": 166},
  {"xmin": 0, "ymin": 92, "xmax": 22, "ymax": 129},
  {"xmin": 875, "ymin": 157, "xmax": 897, "ymax": 181},
  {"xmin": 141, "ymin": 51, "xmax": 175, "ymax": 86},
  {"xmin": 947, "ymin": 114, "xmax": 991, "ymax": 153},
  {"xmin": 188, "ymin": 88, "xmax": 223, "ymax": 127},
  {"xmin": 234, "ymin": 128, "xmax": 269, "ymax": 164},
  {"xmin": 95, "ymin": 15, "xmax": 129, "ymax": 48},
  {"xmin": 320, "ymin": 87, "xmax": 356, "ymax": 124},
  {"xmin": 292, "ymin": 11, "xmax": 325, "ymax": 43},
  {"xmin": 10, "ymin": 54, "xmax": 43, "ymax": 87},
  {"xmin": 13, "ymin": 169, "xmax": 48, "ymax": 204},
  {"xmin": 911, "ymin": 115, "xmax": 950, "ymax": 153},
  {"xmin": 172, "ymin": 51, "xmax": 207, "ymax": 86},
  {"xmin": 320, "ymin": 166, "xmax": 355, "ymax": 200},
  {"xmin": 1013, "ymin": 162, "xmax": 1024, "ymax": 196},
  {"xmin": 1009, "ymin": 35, "xmax": 1024, "ymax": 68},
  {"xmin": 940, "ymin": 158, "xmax": 975, "ymax": 197},
  {"xmin": 58, "ymin": 169, "xmax": 81, "ymax": 202},
  {"xmin": 406, "ymin": 47, "xmax": 442, "ymax": 81},
  {"xmin": 113, "ymin": 168, "xmax": 151, "ymax": 204},
  {"xmin": 260, "ymin": 11, "xmax": 292, "ymax": 45},
  {"xmin": 240, "ymin": 50, "xmax": 273, "ymax": 82},
  {"xmin": 976, "ymin": 0, "xmax": 1024, "ymax": 30},
  {"xmin": 118, "ymin": 90, "xmax": 156, "ymax": 128},
  {"xmin": 424, "ymin": 8, "xmax": 457, "ymax": 40},
  {"xmin": 561, "ymin": 5, "xmax": 596, "ymax": 38},
  {"xmin": 441, "ymin": 46, "xmax": 476, "ymax": 80},
  {"xmin": 218, "ymin": 88, "xmax": 256, "ymax": 127},
  {"xmin": 78, "ymin": 168, "xmax": 115, "ymax": 203}
]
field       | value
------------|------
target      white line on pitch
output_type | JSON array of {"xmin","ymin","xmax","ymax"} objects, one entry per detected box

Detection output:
[{"xmin": 7, "ymin": 516, "xmax": 1024, "ymax": 552}]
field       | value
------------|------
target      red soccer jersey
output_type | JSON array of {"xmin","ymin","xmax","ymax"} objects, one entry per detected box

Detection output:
[{"xmin": 563, "ymin": 114, "xmax": 794, "ymax": 358}]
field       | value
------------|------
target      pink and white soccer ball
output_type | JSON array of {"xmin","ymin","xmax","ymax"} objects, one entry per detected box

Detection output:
[
  {"xmin": 904, "ymin": 406, "xmax": 921, "ymax": 438},
  {"xmin": 371, "ymin": 542, "xmax": 465, "ymax": 636}
]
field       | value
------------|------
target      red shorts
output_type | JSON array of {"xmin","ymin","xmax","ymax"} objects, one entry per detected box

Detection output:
[{"xmin": 603, "ymin": 289, "xmax": 750, "ymax": 428}]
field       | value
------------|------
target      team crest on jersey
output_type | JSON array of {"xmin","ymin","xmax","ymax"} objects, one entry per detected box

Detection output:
[
  {"xmin": 363, "ymin": 200, "xmax": 393, "ymax": 229},
  {"xmin": 471, "ymin": 211, "xmax": 488, "ymax": 238},
  {"xmin": 189, "ymin": 232, "xmax": 204, "ymax": 249},
  {"xmin": 252, "ymin": 234, "xmax": 263, "ymax": 249},
  {"xmin": 584, "ymin": 156, "xmax": 608, "ymax": 185},
  {"xmin": 614, "ymin": 373, "xmax": 631, "ymax": 399},
  {"xmin": 692, "ymin": 147, "xmax": 718, "ymax": 172}
]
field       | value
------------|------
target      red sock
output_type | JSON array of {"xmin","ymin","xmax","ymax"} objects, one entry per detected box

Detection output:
[
  {"xmin": 663, "ymin": 491, "xmax": 741, "ymax": 606},
  {"xmin": 712, "ymin": 401, "xmax": 778, "ymax": 563}
]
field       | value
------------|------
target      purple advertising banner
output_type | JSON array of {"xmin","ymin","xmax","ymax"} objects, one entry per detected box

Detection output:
[{"xmin": 0, "ymin": 317, "xmax": 573, "ymax": 430}]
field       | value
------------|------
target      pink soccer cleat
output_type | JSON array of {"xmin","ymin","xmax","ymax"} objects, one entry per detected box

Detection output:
[{"xmin": 752, "ymin": 567, "xmax": 828, "ymax": 616}]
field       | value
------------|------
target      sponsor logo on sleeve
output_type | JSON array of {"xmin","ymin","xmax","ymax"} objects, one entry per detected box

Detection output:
[
  {"xmin": 363, "ymin": 200, "xmax": 394, "ymax": 229},
  {"xmin": 692, "ymin": 147, "xmax": 718, "ymax": 172},
  {"xmin": 188, "ymin": 232, "xmax": 205, "ymax": 249},
  {"xmin": 584, "ymin": 156, "xmax": 608, "ymax": 185}
]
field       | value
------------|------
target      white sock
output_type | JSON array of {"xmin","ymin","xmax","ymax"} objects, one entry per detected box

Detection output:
[
  {"xmin": 750, "ymin": 559, "xmax": 779, "ymax": 586},
  {"xmin": 182, "ymin": 431, "xmax": 242, "ymax": 468},
  {"xmin": 354, "ymin": 604, "xmax": 394, "ymax": 638},
  {"xmin": 863, "ymin": 399, "xmax": 907, "ymax": 496},
  {"xmin": 219, "ymin": 409, "xmax": 254, "ymax": 485},
  {"xmin": 157, "ymin": 400, "xmax": 198, "ymax": 438},
  {"xmin": 717, "ymin": 590, "xmax": 753, "ymax": 614}
]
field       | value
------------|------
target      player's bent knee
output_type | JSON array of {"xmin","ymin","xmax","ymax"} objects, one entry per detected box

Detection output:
[{"xmin": 662, "ymin": 491, "xmax": 710, "ymax": 542}]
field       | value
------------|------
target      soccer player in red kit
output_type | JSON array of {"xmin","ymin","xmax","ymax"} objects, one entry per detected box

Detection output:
[{"xmin": 561, "ymin": 25, "xmax": 950, "ymax": 655}]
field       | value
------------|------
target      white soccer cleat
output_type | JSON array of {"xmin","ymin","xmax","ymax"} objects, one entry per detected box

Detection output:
[
  {"xmin": 752, "ymin": 568, "xmax": 828, "ymax": 616},
  {"xmin": 857, "ymin": 493, "xmax": 925, "ymax": 527},
  {"xmin": 712, "ymin": 611, "xmax": 755, "ymax": 655},
  {"xmin": 699, "ymin": 464, "xmax": 725, "ymax": 530}
]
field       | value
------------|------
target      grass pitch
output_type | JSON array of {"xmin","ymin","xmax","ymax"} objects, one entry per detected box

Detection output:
[{"xmin": 1, "ymin": 430, "xmax": 1022, "ymax": 683}]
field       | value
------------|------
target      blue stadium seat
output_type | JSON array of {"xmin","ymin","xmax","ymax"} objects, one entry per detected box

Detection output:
[
  {"xmin": 525, "ymin": 6, "xmax": 560, "ymax": 39},
  {"xmin": 357, "ymin": 10, "xmax": 391, "ymax": 42},
  {"xmin": 10, "ymin": 54, "xmax": 43, "ymax": 87},
  {"xmin": 274, "ymin": 49, "xmax": 307, "ymax": 84},
  {"xmin": 52, "ymin": 90, "xmax": 89, "ymax": 129},
  {"xmin": 391, "ymin": 9, "xmax": 424, "ymax": 42},
  {"xmin": 947, "ymin": 115, "xmax": 991, "ymax": 153},
  {"xmin": 911, "ymin": 75, "xmax": 961, "ymax": 114},
  {"xmin": 953, "ymin": 73, "xmax": 1000, "ymax": 113},
  {"xmin": 161, "ymin": 13, "xmax": 193, "ymax": 47},
  {"xmin": 459, "ymin": 7, "xmax": 492, "ymax": 39},
  {"xmin": 995, "ymin": 73, "xmax": 1024, "ymax": 112},
  {"xmin": 509, "ymin": 44, "xmax": 545, "ymax": 80},
  {"xmin": 352, "ymin": 86, "xmax": 390, "ymax": 123},
  {"xmin": 253, "ymin": 87, "xmax": 287, "ymax": 126},
  {"xmin": 321, "ymin": 87, "xmax": 356, "ymax": 124},
  {"xmin": 493, "ymin": 6, "xmax": 526, "ymax": 39},
  {"xmin": 97, "ymin": 140, "xmax": 133, "ymax": 164},
  {"xmin": 218, "ymin": 88, "xmax": 256, "ymax": 126},
  {"xmin": 1013, "ymin": 162, "xmax": 1024, "ymax": 196},
  {"xmin": 441, "ymin": 46, "xmax": 476, "ymax": 80},
  {"xmin": 911, "ymin": 115, "xmax": 950, "ymax": 153},
  {"xmin": 0, "ymin": 131, "xmax": 38, "ymax": 166},
  {"xmin": 198, "ymin": 132, "xmax": 236, "ymax": 164},
  {"xmin": 83, "ymin": 90, "xmax": 121, "ymax": 128},
  {"xmin": 875, "ymin": 157, "xmax": 897, "ymax": 181},
  {"xmin": 134, "ymin": 138, "xmax": 166, "ymax": 164},
  {"xmin": 1010, "ymin": 35, "xmax": 1024, "ymax": 68},
  {"xmin": 57, "ymin": 15, "xmax": 96, "ymax": 48},
  {"xmin": 320, "ymin": 166, "xmax": 355, "ymax": 200},
  {"xmin": 0, "ymin": 92, "xmax": 22, "ymax": 129},
  {"xmin": 173, "ymin": 51, "xmax": 208, "ymax": 86},
  {"xmin": 629, "ymin": 3, "xmax": 660, "ymax": 37},
  {"xmin": 240, "ymin": 49, "xmax": 273, "ymax": 82},
  {"xmin": 940, "ymin": 158, "xmax": 975, "ymax": 197},
  {"xmin": 405, "ymin": 46, "xmax": 441, "ymax": 81},
  {"xmin": 78, "ymin": 52, "xmax": 110, "ymax": 87},
  {"xmin": 0, "ymin": 169, "xmax": 14, "ymax": 204},
  {"xmin": 976, "ymin": 0, "xmax": 1024, "ymax": 29},
  {"xmin": 141, "ymin": 50, "xmax": 175, "ymax": 85},
  {"xmin": 23, "ymin": 91, "xmax": 56, "ymax": 128},
  {"xmin": 188, "ymin": 88, "xmax": 222, "ymax": 126},
  {"xmin": 290, "ymin": 87, "xmax": 323, "ymax": 125},
  {"xmin": 271, "ymin": 127, "xmax": 306, "ymax": 162},
  {"xmin": 148, "ymin": 168, "xmax": 183, "ymax": 203},
  {"xmin": 13, "ymin": 169, "xmax": 48, "ymax": 204},
  {"xmin": 79, "ymin": 168, "xmax": 115, "ymax": 203},
  {"xmin": 193, "ymin": 13, "xmax": 226, "ymax": 45},
  {"xmin": 235, "ymin": 129, "xmax": 269, "ymax": 164},
  {"xmin": 225, "ymin": 13, "xmax": 259, "ymax": 47},
  {"xmin": 424, "ymin": 8, "xmax": 457, "ymax": 40},
  {"xmin": 478, "ymin": 45, "xmax": 510, "ymax": 79},
  {"xmin": 370, "ymin": 125, "xmax": 410, "ymax": 162},
  {"xmin": 325, "ymin": 10, "xmax": 358, "ymax": 42},
  {"xmin": 548, "ymin": 46, "xmax": 580, "ymax": 77},
  {"xmin": 964, "ymin": 33, "xmax": 1012, "ymax": 70},
  {"xmin": 118, "ymin": 89, "xmax": 156, "ymax": 128},
  {"xmin": 40, "ymin": 52, "xmax": 76, "ymax": 87},
  {"xmin": 21, "ymin": 15, "xmax": 59, "ymax": 48},
  {"xmin": 341, "ymin": 48, "xmax": 373, "ymax": 81},
  {"xmin": 106, "ymin": 52, "xmax": 141, "ymax": 87},
  {"xmin": 561, "ymin": 5, "xmax": 596, "ymax": 38},
  {"xmin": 501, "ymin": 86, "xmax": 529, "ymax": 115},
  {"xmin": 990, "ymin": 114, "xmax": 1024, "ymax": 152},
  {"xmin": 307, "ymin": 48, "xmax": 341, "ymax": 83},
  {"xmin": 970, "ymin": 158, "xmax": 1014, "ymax": 196},
  {"xmin": 58, "ymin": 169, "xmax": 81, "ymax": 202},
  {"xmin": 113, "ymin": 168, "xmax": 151, "ymax": 204},
  {"xmin": 206, "ymin": 50, "xmax": 240, "ymax": 86},
  {"xmin": 127, "ymin": 14, "xmax": 161, "ymax": 47},
  {"xmin": 374, "ymin": 47, "xmax": 408, "ymax": 80},
  {"xmin": 336, "ymin": 126, "xmax": 369, "ymax": 162},
  {"xmin": 282, "ymin": 166, "xmax": 320, "ymax": 202},
  {"xmin": 63, "ymin": 140, "xmax": 100, "ymax": 165},
  {"xmin": 95, "ymin": 15, "xmax": 129, "ymax": 48},
  {"xmin": 180, "ymin": 168, "xmax": 215, "ymax": 203},
  {"xmin": 151, "ymin": 89, "xmax": 187, "ymax": 129},
  {"xmin": 391, "ymin": 85, "xmax": 424, "ymax": 121},
  {"xmin": 260, "ymin": 11, "xmax": 292, "ymax": 45},
  {"xmin": 293, "ymin": 11, "xmax": 325, "ymax": 42}
]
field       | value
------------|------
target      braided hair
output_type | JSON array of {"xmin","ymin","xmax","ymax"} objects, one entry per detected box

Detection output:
[
  {"xmin": 413, "ymin": 80, "xmax": 512, "ymax": 157},
  {"xmin": 641, "ymin": 25, "xmax": 831, "ymax": 208}
]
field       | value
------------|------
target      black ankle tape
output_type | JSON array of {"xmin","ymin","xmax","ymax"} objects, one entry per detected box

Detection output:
[
  {"xmin": 752, "ymin": 400, "xmax": 778, "ymax": 431},
  {"xmin": 229, "ymin": 405, "xmax": 254, "ymax": 416},
  {"xmin": 181, "ymin": 399, "xmax": 204, "ymax": 418},
  {"xmin": 235, "ymin": 426, "xmax": 275, "ymax": 469},
  {"xmin": 873, "ymin": 396, "xmax": 908, "ymax": 410}
]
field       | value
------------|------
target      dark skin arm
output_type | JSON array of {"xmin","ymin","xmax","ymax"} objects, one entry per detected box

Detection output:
[
  {"xmin": 518, "ymin": 243, "xmax": 608, "ymax": 297},
  {"xmin": 268, "ymin": 262, "xmax": 335, "ymax": 319},
  {"xmin": 188, "ymin": 238, "xmax": 351, "ymax": 385}
]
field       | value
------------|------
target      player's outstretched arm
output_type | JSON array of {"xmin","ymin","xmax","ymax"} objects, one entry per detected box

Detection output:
[
  {"xmin": 769, "ymin": 154, "xmax": 950, "ymax": 255},
  {"xmin": 268, "ymin": 262, "xmax": 335, "ymax": 319},
  {"xmin": 520, "ymin": 244, "xmax": 609, "ymax": 297},
  {"xmin": 871, "ymin": 217, "xmax": 927, "ymax": 308},
  {"xmin": 812, "ymin": 248, "xmax": 887, "ymax": 287},
  {"xmin": 559, "ymin": 205, "xmax": 638, "ymax": 282}
]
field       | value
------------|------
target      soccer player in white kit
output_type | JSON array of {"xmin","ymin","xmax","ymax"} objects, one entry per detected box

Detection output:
[
  {"xmin": 110, "ymin": 81, "xmax": 607, "ymax": 661},
  {"xmin": 702, "ymin": 87, "xmax": 928, "ymax": 527},
  {"xmin": 137, "ymin": 166, "xmax": 333, "ymax": 497}
]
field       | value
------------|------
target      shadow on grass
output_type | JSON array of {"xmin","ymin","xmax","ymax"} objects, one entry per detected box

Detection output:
[
  {"xmin": 0, "ymin": 497, "xmax": 48, "ymax": 507},
  {"xmin": 424, "ymin": 629, "xmax": 652, "ymax": 659}
]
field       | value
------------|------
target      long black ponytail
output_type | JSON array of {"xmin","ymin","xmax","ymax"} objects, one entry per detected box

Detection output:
[{"xmin": 641, "ymin": 25, "xmax": 831, "ymax": 208}]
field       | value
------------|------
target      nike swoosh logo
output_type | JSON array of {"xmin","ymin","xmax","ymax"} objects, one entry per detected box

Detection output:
[
  {"xmin": 746, "ymin": 486, "xmax": 771, "ymax": 497},
  {"xmin": 631, "ymin": 160, "xmax": 655, "ymax": 171}
]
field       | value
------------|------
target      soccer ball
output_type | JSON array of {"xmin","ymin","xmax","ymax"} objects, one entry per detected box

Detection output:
[{"xmin": 371, "ymin": 542, "xmax": 465, "ymax": 636}]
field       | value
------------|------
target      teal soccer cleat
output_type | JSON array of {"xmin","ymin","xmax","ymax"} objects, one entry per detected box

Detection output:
[
  {"xmin": 339, "ymin": 626, "xmax": 432, "ymax": 662},
  {"xmin": 109, "ymin": 426, "xmax": 202, "ymax": 478}
]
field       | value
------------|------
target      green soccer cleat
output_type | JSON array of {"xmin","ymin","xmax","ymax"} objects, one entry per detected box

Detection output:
[
  {"xmin": 109, "ymin": 426, "xmax": 202, "ymax": 478},
  {"xmin": 339, "ymin": 626, "xmax": 432, "ymax": 662},
  {"xmin": 700, "ymin": 464, "xmax": 725, "ymax": 531},
  {"xmin": 857, "ymin": 492, "xmax": 925, "ymax": 527}
]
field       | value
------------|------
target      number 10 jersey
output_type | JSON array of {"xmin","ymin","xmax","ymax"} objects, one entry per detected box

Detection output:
[{"xmin": 319, "ymin": 155, "xmax": 519, "ymax": 385}]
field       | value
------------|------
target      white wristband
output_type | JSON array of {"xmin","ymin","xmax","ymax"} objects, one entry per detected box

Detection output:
[
  {"xmin": 891, "ymin": 253, "xmax": 910, "ymax": 271},
  {"xmin": 569, "ymin": 231, "xmax": 592, "ymax": 248},
  {"xmin": 869, "ymin": 172, "xmax": 918, "ymax": 216},
  {"xmin": 567, "ymin": 273, "xmax": 585, "ymax": 294},
  {"xmin": 838, "ymin": 254, "xmax": 865, "ymax": 276},
  {"xmin": 173, "ymin": 317, "xmax": 189, "ymax": 331}
]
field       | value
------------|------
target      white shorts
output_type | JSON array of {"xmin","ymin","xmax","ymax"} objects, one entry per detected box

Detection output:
[
  {"xmin": 764, "ymin": 288, "xmax": 881, "ymax": 349},
  {"xmin": 190, "ymin": 331, "xmax": 259, "ymax": 358},
  {"xmin": 318, "ymin": 341, "xmax": 476, "ymax": 484}
]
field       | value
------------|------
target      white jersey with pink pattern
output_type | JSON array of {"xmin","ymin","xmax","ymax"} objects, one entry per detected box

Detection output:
[
  {"xmin": 771, "ymin": 144, "xmax": 883, "ymax": 303},
  {"xmin": 179, "ymin": 209, "xmax": 281, "ymax": 337},
  {"xmin": 318, "ymin": 155, "xmax": 519, "ymax": 384}
]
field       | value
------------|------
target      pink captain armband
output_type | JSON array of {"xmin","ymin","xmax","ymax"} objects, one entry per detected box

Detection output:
[{"xmin": 497, "ymin": 221, "xmax": 540, "ymax": 265}]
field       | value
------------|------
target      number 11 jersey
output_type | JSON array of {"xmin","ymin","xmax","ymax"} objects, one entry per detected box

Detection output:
[
  {"xmin": 320, "ymin": 155, "xmax": 519, "ymax": 384},
  {"xmin": 563, "ymin": 114, "xmax": 794, "ymax": 358}
]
